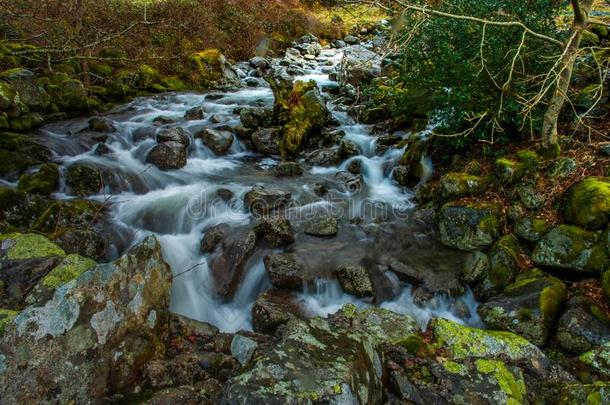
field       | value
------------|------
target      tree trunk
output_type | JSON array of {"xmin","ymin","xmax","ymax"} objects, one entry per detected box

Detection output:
[{"xmin": 541, "ymin": 0, "xmax": 593, "ymax": 148}]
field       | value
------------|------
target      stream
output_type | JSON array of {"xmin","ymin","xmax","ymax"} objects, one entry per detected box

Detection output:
[{"xmin": 32, "ymin": 44, "xmax": 481, "ymax": 332}]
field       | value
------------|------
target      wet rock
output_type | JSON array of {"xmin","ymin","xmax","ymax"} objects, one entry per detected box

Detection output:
[
  {"xmin": 564, "ymin": 177, "xmax": 610, "ymax": 229},
  {"xmin": 305, "ymin": 42, "xmax": 322, "ymax": 56},
  {"xmin": 344, "ymin": 35, "xmax": 359, "ymax": 45},
  {"xmin": 337, "ymin": 265, "xmax": 373, "ymax": 297},
  {"xmin": 239, "ymin": 107, "xmax": 273, "ymax": 129},
  {"xmin": 222, "ymin": 305, "xmax": 420, "ymax": 404},
  {"xmin": 514, "ymin": 216, "xmax": 551, "ymax": 243},
  {"xmin": 184, "ymin": 106, "xmax": 205, "ymax": 120},
  {"xmin": 94, "ymin": 142, "xmax": 111, "ymax": 156},
  {"xmin": 88, "ymin": 117, "xmax": 116, "ymax": 132},
  {"xmin": 0, "ymin": 132, "xmax": 52, "ymax": 178},
  {"xmin": 304, "ymin": 215, "xmax": 339, "ymax": 237},
  {"xmin": 478, "ymin": 270, "xmax": 566, "ymax": 346},
  {"xmin": 312, "ymin": 182, "xmax": 329, "ymax": 196},
  {"xmin": 146, "ymin": 141, "xmax": 188, "ymax": 170},
  {"xmin": 439, "ymin": 202, "xmax": 499, "ymax": 251},
  {"xmin": 189, "ymin": 49, "xmax": 239, "ymax": 86},
  {"xmin": 339, "ymin": 45, "xmax": 382, "ymax": 86},
  {"xmin": 347, "ymin": 159, "xmax": 362, "ymax": 174},
  {"xmin": 210, "ymin": 230, "xmax": 257, "ymax": 300},
  {"xmin": 200, "ymin": 224, "xmax": 229, "ymax": 254},
  {"xmin": 249, "ymin": 56, "xmax": 268, "ymax": 70},
  {"xmin": 244, "ymin": 186, "xmax": 291, "ymax": 215},
  {"xmin": 196, "ymin": 128, "xmax": 234, "ymax": 155},
  {"xmin": 474, "ymin": 235, "xmax": 522, "ymax": 299},
  {"xmin": 1, "ymin": 68, "xmax": 50, "ymax": 110},
  {"xmin": 0, "ymin": 237, "xmax": 172, "ymax": 404},
  {"xmin": 558, "ymin": 383, "xmax": 610, "ymax": 405},
  {"xmin": 264, "ymin": 253, "xmax": 305, "ymax": 290},
  {"xmin": 217, "ymin": 188, "xmax": 234, "ymax": 201},
  {"xmin": 231, "ymin": 334, "xmax": 258, "ymax": 366},
  {"xmin": 439, "ymin": 172, "xmax": 486, "ymax": 199},
  {"xmin": 153, "ymin": 115, "xmax": 175, "ymax": 125},
  {"xmin": 17, "ymin": 163, "xmax": 60, "ymax": 195},
  {"xmin": 335, "ymin": 170, "xmax": 363, "ymax": 192},
  {"xmin": 532, "ymin": 225, "xmax": 608, "ymax": 273},
  {"xmin": 253, "ymin": 216, "xmax": 294, "ymax": 247},
  {"xmin": 251, "ymin": 127, "xmax": 281, "ymax": 155},
  {"xmin": 557, "ymin": 295, "xmax": 610, "ymax": 354},
  {"xmin": 395, "ymin": 135, "xmax": 429, "ymax": 186},
  {"xmin": 340, "ymin": 139, "xmax": 360, "ymax": 157},
  {"xmin": 251, "ymin": 290, "xmax": 302, "ymax": 335},
  {"xmin": 305, "ymin": 147, "xmax": 342, "ymax": 166},
  {"xmin": 66, "ymin": 163, "xmax": 104, "ymax": 196},
  {"xmin": 273, "ymin": 161, "xmax": 303, "ymax": 177},
  {"xmin": 461, "ymin": 251, "xmax": 490, "ymax": 285},
  {"xmin": 157, "ymin": 127, "xmax": 191, "ymax": 146}
]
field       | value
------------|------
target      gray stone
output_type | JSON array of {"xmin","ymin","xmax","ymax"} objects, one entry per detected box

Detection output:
[{"xmin": 231, "ymin": 334, "xmax": 258, "ymax": 366}]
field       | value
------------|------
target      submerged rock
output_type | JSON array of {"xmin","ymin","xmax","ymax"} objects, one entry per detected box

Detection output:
[
  {"xmin": 439, "ymin": 202, "xmax": 499, "ymax": 251},
  {"xmin": 0, "ymin": 236, "xmax": 172, "ymax": 404},
  {"xmin": 478, "ymin": 270, "xmax": 566, "ymax": 346}
]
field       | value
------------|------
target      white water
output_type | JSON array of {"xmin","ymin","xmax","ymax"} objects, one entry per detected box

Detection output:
[{"xmin": 35, "ymin": 45, "xmax": 480, "ymax": 332}]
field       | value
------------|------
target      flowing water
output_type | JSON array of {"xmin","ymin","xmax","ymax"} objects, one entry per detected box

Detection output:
[{"xmin": 33, "ymin": 46, "xmax": 481, "ymax": 332}]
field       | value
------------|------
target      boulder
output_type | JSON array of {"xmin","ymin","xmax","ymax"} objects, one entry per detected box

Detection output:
[
  {"xmin": 88, "ymin": 117, "xmax": 116, "ymax": 132},
  {"xmin": 230, "ymin": 334, "xmax": 258, "ymax": 366},
  {"xmin": 263, "ymin": 253, "xmax": 305, "ymax": 291},
  {"xmin": 189, "ymin": 49, "xmax": 239, "ymax": 86},
  {"xmin": 251, "ymin": 127, "xmax": 281, "ymax": 155},
  {"xmin": 222, "ymin": 306, "xmax": 420, "ymax": 404},
  {"xmin": 395, "ymin": 135, "xmax": 429, "ymax": 186},
  {"xmin": 273, "ymin": 161, "xmax": 303, "ymax": 177},
  {"xmin": 209, "ymin": 230, "xmax": 257, "ymax": 299},
  {"xmin": 251, "ymin": 290, "xmax": 302, "ymax": 335},
  {"xmin": 184, "ymin": 106, "xmax": 205, "ymax": 120},
  {"xmin": 153, "ymin": 115, "xmax": 175, "ymax": 126},
  {"xmin": 0, "ymin": 237, "xmax": 172, "ymax": 404},
  {"xmin": 514, "ymin": 216, "xmax": 551, "ymax": 243},
  {"xmin": 305, "ymin": 147, "xmax": 342, "ymax": 167},
  {"xmin": 461, "ymin": 251, "xmax": 490, "ymax": 285},
  {"xmin": 239, "ymin": 107, "xmax": 273, "ymax": 129},
  {"xmin": 200, "ymin": 224, "xmax": 229, "ymax": 254},
  {"xmin": 157, "ymin": 127, "xmax": 190, "ymax": 146},
  {"xmin": 146, "ymin": 141, "xmax": 188, "ymax": 170},
  {"xmin": 0, "ymin": 80, "xmax": 19, "ymax": 110},
  {"xmin": 557, "ymin": 295, "xmax": 610, "ymax": 354},
  {"xmin": 558, "ymin": 383, "xmax": 610, "ymax": 405},
  {"xmin": 196, "ymin": 128, "xmax": 234, "ymax": 155},
  {"xmin": 304, "ymin": 215, "xmax": 339, "ymax": 237},
  {"xmin": 1, "ymin": 68, "xmax": 50, "ymax": 110},
  {"xmin": 579, "ymin": 342, "xmax": 610, "ymax": 379},
  {"xmin": 564, "ymin": 177, "xmax": 610, "ymax": 230},
  {"xmin": 335, "ymin": 171, "xmax": 363, "ymax": 192},
  {"xmin": 478, "ymin": 270, "xmax": 567, "ymax": 346},
  {"xmin": 17, "ymin": 163, "xmax": 60, "ymax": 195},
  {"xmin": 337, "ymin": 265, "xmax": 374, "ymax": 297},
  {"xmin": 0, "ymin": 132, "xmax": 51, "ymax": 178},
  {"xmin": 532, "ymin": 225, "xmax": 608, "ymax": 273},
  {"xmin": 516, "ymin": 184, "xmax": 544, "ymax": 211},
  {"xmin": 66, "ymin": 163, "xmax": 104, "ymax": 196},
  {"xmin": 339, "ymin": 45, "xmax": 381, "ymax": 86},
  {"xmin": 244, "ymin": 186, "xmax": 291, "ymax": 216},
  {"xmin": 253, "ymin": 216, "xmax": 294, "ymax": 247},
  {"xmin": 474, "ymin": 235, "xmax": 522, "ymax": 299},
  {"xmin": 439, "ymin": 172, "xmax": 486, "ymax": 199},
  {"xmin": 439, "ymin": 202, "xmax": 499, "ymax": 251}
]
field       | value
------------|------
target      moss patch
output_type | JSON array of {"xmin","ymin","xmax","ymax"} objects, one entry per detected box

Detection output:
[
  {"xmin": 42, "ymin": 254, "xmax": 96, "ymax": 289},
  {"xmin": 0, "ymin": 308, "xmax": 17, "ymax": 335},
  {"xmin": 0, "ymin": 233, "xmax": 65, "ymax": 260},
  {"xmin": 565, "ymin": 177, "xmax": 610, "ymax": 230}
]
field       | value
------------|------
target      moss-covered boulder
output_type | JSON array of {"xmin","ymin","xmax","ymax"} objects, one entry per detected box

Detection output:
[
  {"xmin": 223, "ymin": 305, "xmax": 420, "ymax": 404},
  {"xmin": 0, "ymin": 236, "xmax": 172, "ymax": 404},
  {"xmin": 494, "ymin": 150, "xmax": 542, "ymax": 184},
  {"xmin": 558, "ymin": 382, "xmax": 610, "ymax": 405},
  {"xmin": 0, "ymin": 80, "xmax": 20, "ymax": 110},
  {"xmin": 17, "ymin": 163, "xmax": 60, "ymax": 195},
  {"xmin": 0, "ymin": 132, "xmax": 51, "ymax": 178},
  {"xmin": 133, "ymin": 64, "xmax": 160, "ymax": 90},
  {"xmin": 579, "ymin": 342, "xmax": 610, "ymax": 379},
  {"xmin": 439, "ymin": 172, "xmax": 486, "ymax": 200},
  {"xmin": 474, "ymin": 235, "xmax": 523, "ymax": 299},
  {"xmin": 557, "ymin": 295, "xmax": 610, "ymax": 354},
  {"xmin": 564, "ymin": 177, "xmax": 610, "ymax": 230},
  {"xmin": 8, "ymin": 111, "xmax": 45, "ymax": 132},
  {"xmin": 439, "ymin": 202, "xmax": 500, "ymax": 251},
  {"xmin": 478, "ymin": 270, "xmax": 566, "ymax": 346},
  {"xmin": 514, "ymin": 216, "xmax": 551, "ymax": 243},
  {"xmin": 190, "ymin": 49, "xmax": 238, "ymax": 87},
  {"xmin": 66, "ymin": 163, "xmax": 104, "ymax": 196},
  {"xmin": 146, "ymin": 141, "xmax": 188, "ymax": 171},
  {"xmin": 532, "ymin": 225, "xmax": 608, "ymax": 273},
  {"xmin": 0, "ymin": 68, "xmax": 50, "ymax": 111},
  {"xmin": 44, "ymin": 73, "xmax": 90, "ymax": 113}
]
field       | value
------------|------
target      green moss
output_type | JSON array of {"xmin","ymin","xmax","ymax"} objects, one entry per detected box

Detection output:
[
  {"xmin": 474, "ymin": 359, "xmax": 526, "ymax": 404},
  {"xmin": 397, "ymin": 334, "xmax": 424, "ymax": 355},
  {"xmin": 8, "ymin": 112, "xmax": 45, "ymax": 132},
  {"xmin": 17, "ymin": 163, "xmax": 60, "ymax": 195},
  {"xmin": 42, "ymin": 254, "xmax": 96, "ymax": 289},
  {"xmin": 0, "ymin": 131, "xmax": 50, "ymax": 177},
  {"xmin": 161, "ymin": 76, "xmax": 187, "ymax": 91},
  {"xmin": 602, "ymin": 270, "xmax": 610, "ymax": 304},
  {"xmin": 0, "ymin": 233, "xmax": 65, "ymax": 260},
  {"xmin": 443, "ymin": 360, "xmax": 467, "ymax": 375},
  {"xmin": 134, "ymin": 64, "xmax": 160, "ymax": 89},
  {"xmin": 565, "ymin": 177, "xmax": 610, "ymax": 230},
  {"xmin": 516, "ymin": 149, "xmax": 542, "ymax": 171},
  {"xmin": 190, "ymin": 49, "xmax": 224, "ymax": 86},
  {"xmin": 0, "ymin": 308, "xmax": 18, "ymax": 335}
]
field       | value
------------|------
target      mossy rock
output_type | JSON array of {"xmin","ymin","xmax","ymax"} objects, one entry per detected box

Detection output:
[
  {"xmin": 0, "ymin": 232, "xmax": 65, "ymax": 260},
  {"xmin": 565, "ymin": 177, "xmax": 610, "ymax": 230},
  {"xmin": 514, "ymin": 216, "xmax": 551, "ymax": 243},
  {"xmin": 0, "ymin": 68, "xmax": 50, "ymax": 111},
  {"xmin": 17, "ymin": 163, "xmax": 60, "ymax": 195},
  {"xmin": 0, "ymin": 80, "xmax": 20, "ymax": 110},
  {"xmin": 494, "ymin": 150, "xmax": 542, "ymax": 184},
  {"xmin": 439, "ymin": 202, "xmax": 500, "ymax": 251},
  {"xmin": 579, "ymin": 342, "xmax": 610, "ymax": 379},
  {"xmin": 557, "ymin": 294, "xmax": 610, "ymax": 354},
  {"xmin": 603, "ymin": 269, "xmax": 610, "ymax": 305},
  {"xmin": 0, "ymin": 187, "xmax": 49, "ymax": 231},
  {"xmin": 44, "ymin": 74, "xmax": 90, "ymax": 113},
  {"xmin": 8, "ymin": 112, "xmax": 45, "ymax": 132},
  {"xmin": 0, "ymin": 132, "xmax": 51, "ymax": 178},
  {"xmin": 558, "ymin": 382, "xmax": 610, "ymax": 405},
  {"xmin": 439, "ymin": 172, "xmax": 486, "ymax": 200},
  {"xmin": 474, "ymin": 235, "xmax": 523, "ymax": 299},
  {"xmin": 532, "ymin": 225, "xmax": 608, "ymax": 273},
  {"xmin": 478, "ymin": 270, "xmax": 567, "ymax": 346},
  {"xmin": 396, "ymin": 134, "xmax": 429, "ymax": 186},
  {"xmin": 161, "ymin": 76, "xmax": 187, "ymax": 92},
  {"xmin": 189, "ymin": 49, "xmax": 237, "ymax": 87},
  {"xmin": 0, "ymin": 308, "xmax": 17, "ymax": 335},
  {"xmin": 66, "ymin": 163, "xmax": 104, "ymax": 196}
]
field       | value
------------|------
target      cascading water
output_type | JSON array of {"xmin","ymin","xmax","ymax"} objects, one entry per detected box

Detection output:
[{"xmin": 34, "ymin": 44, "xmax": 480, "ymax": 332}]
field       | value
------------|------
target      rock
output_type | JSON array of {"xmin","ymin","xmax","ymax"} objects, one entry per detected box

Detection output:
[
  {"xmin": 305, "ymin": 42, "xmax": 322, "ymax": 56},
  {"xmin": 339, "ymin": 45, "xmax": 382, "ymax": 86},
  {"xmin": 304, "ymin": 215, "xmax": 339, "ymax": 237},
  {"xmin": 189, "ymin": 49, "xmax": 239, "ymax": 86},
  {"xmin": 196, "ymin": 128, "xmax": 234, "ymax": 155},
  {"xmin": 145, "ymin": 382, "xmax": 222, "ymax": 404},
  {"xmin": 557, "ymin": 295, "xmax": 610, "ymax": 354},
  {"xmin": 17, "ymin": 163, "xmax": 60, "ymax": 195},
  {"xmin": 1, "ymin": 68, "xmax": 50, "ymax": 110},
  {"xmin": 0, "ymin": 309, "xmax": 17, "ymax": 336},
  {"xmin": 564, "ymin": 177, "xmax": 610, "ymax": 230},
  {"xmin": 0, "ymin": 233, "xmax": 65, "ymax": 308},
  {"xmin": 153, "ymin": 115, "xmax": 175, "ymax": 125},
  {"xmin": 439, "ymin": 172, "xmax": 486, "ymax": 199},
  {"xmin": 264, "ymin": 253, "xmax": 305, "ymax": 290},
  {"xmin": 251, "ymin": 127, "xmax": 281, "ymax": 155},
  {"xmin": 516, "ymin": 184, "xmax": 544, "ymax": 210},
  {"xmin": 184, "ymin": 106, "xmax": 205, "ymax": 120},
  {"xmin": 395, "ymin": 135, "xmax": 429, "ymax": 186},
  {"xmin": 0, "ymin": 237, "xmax": 172, "ymax": 404},
  {"xmin": 532, "ymin": 225, "xmax": 608, "ymax": 273},
  {"xmin": 210, "ymin": 230, "xmax": 257, "ymax": 299},
  {"xmin": 45, "ymin": 74, "xmax": 90, "ymax": 113},
  {"xmin": 335, "ymin": 171, "xmax": 363, "ymax": 192},
  {"xmin": 157, "ymin": 127, "xmax": 190, "ymax": 146},
  {"xmin": 579, "ymin": 342, "xmax": 610, "ymax": 378},
  {"xmin": 0, "ymin": 80, "xmax": 19, "ymax": 110},
  {"xmin": 558, "ymin": 383, "xmax": 610, "ymax": 405},
  {"xmin": 239, "ymin": 107, "xmax": 273, "ymax": 129},
  {"xmin": 253, "ymin": 216, "xmax": 294, "ymax": 247},
  {"xmin": 217, "ymin": 188, "xmax": 234, "ymax": 201},
  {"xmin": 514, "ymin": 216, "xmax": 551, "ymax": 243},
  {"xmin": 493, "ymin": 151, "xmax": 541, "ymax": 184},
  {"xmin": 273, "ymin": 161, "xmax": 303, "ymax": 177},
  {"xmin": 340, "ymin": 139, "xmax": 359, "ymax": 157},
  {"xmin": 94, "ymin": 143, "xmax": 111, "ymax": 156},
  {"xmin": 604, "ymin": 269, "xmax": 610, "ymax": 304},
  {"xmin": 66, "ymin": 163, "xmax": 104, "ymax": 196},
  {"xmin": 200, "ymin": 224, "xmax": 229, "ymax": 254},
  {"xmin": 337, "ymin": 265, "xmax": 373, "ymax": 297},
  {"xmin": 146, "ymin": 141, "xmax": 187, "ymax": 170},
  {"xmin": 439, "ymin": 202, "xmax": 499, "ymax": 251},
  {"xmin": 88, "ymin": 117, "xmax": 116, "ymax": 132},
  {"xmin": 344, "ymin": 35, "xmax": 359, "ymax": 45},
  {"xmin": 305, "ymin": 147, "xmax": 342, "ymax": 166},
  {"xmin": 251, "ymin": 290, "xmax": 302, "ymax": 335},
  {"xmin": 474, "ymin": 235, "xmax": 522, "ymax": 299},
  {"xmin": 244, "ymin": 186, "xmax": 291, "ymax": 215},
  {"xmin": 347, "ymin": 159, "xmax": 362, "ymax": 174},
  {"xmin": 231, "ymin": 334, "xmax": 258, "ymax": 366},
  {"xmin": 478, "ymin": 270, "xmax": 566, "ymax": 346},
  {"xmin": 222, "ymin": 306, "xmax": 420, "ymax": 404},
  {"xmin": 249, "ymin": 56, "xmax": 268, "ymax": 70},
  {"xmin": 461, "ymin": 251, "xmax": 490, "ymax": 285},
  {"xmin": 550, "ymin": 157, "xmax": 577, "ymax": 178}
]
